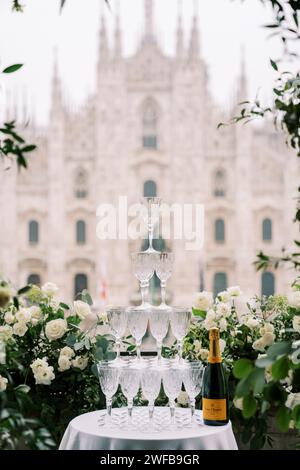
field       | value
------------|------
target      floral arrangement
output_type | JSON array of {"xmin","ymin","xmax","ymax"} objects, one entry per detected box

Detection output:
[
  {"xmin": 181, "ymin": 285, "xmax": 300, "ymax": 449},
  {"xmin": 0, "ymin": 280, "xmax": 113, "ymax": 449}
]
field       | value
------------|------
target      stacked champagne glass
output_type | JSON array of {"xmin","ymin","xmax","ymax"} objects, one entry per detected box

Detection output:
[{"xmin": 97, "ymin": 197, "xmax": 204, "ymax": 432}]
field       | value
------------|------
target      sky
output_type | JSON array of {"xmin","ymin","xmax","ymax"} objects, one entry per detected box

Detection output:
[{"xmin": 0, "ymin": 0, "xmax": 288, "ymax": 125}]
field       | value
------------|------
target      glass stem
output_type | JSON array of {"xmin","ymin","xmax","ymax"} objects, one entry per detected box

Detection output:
[
  {"xmin": 106, "ymin": 397, "xmax": 112, "ymax": 425},
  {"xmin": 116, "ymin": 337, "xmax": 121, "ymax": 360},
  {"xmin": 178, "ymin": 339, "xmax": 183, "ymax": 362},
  {"xmin": 141, "ymin": 281, "xmax": 149, "ymax": 306},
  {"xmin": 148, "ymin": 223, "xmax": 154, "ymax": 251},
  {"xmin": 136, "ymin": 339, "xmax": 142, "ymax": 360},
  {"xmin": 128, "ymin": 399, "xmax": 133, "ymax": 424},
  {"xmin": 160, "ymin": 280, "xmax": 166, "ymax": 305},
  {"xmin": 190, "ymin": 397, "xmax": 196, "ymax": 422},
  {"xmin": 157, "ymin": 340, "xmax": 162, "ymax": 361},
  {"xmin": 170, "ymin": 400, "xmax": 175, "ymax": 427},
  {"xmin": 149, "ymin": 400, "xmax": 155, "ymax": 426}
]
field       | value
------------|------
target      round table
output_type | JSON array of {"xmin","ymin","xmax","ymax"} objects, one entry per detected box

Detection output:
[{"xmin": 59, "ymin": 407, "xmax": 238, "ymax": 450}]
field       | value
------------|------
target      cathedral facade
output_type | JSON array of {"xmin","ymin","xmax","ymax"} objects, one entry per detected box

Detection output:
[{"xmin": 0, "ymin": 0, "xmax": 298, "ymax": 307}]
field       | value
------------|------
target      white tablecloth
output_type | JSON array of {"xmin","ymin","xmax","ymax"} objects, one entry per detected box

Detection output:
[{"xmin": 59, "ymin": 407, "xmax": 238, "ymax": 450}]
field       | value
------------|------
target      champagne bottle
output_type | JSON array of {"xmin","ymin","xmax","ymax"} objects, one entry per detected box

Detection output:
[{"xmin": 202, "ymin": 327, "xmax": 229, "ymax": 426}]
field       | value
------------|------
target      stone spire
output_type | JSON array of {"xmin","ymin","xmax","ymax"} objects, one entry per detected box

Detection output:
[
  {"xmin": 51, "ymin": 49, "xmax": 62, "ymax": 113},
  {"xmin": 99, "ymin": 10, "xmax": 110, "ymax": 63},
  {"xmin": 238, "ymin": 46, "xmax": 248, "ymax": 102},
  {"xmin": 176, "ymin": 0, "xmax": 184, "ymax": 60},
  {"xmin": 189, "ymin": 0, "xmax": 200, "ymax": 61},
  {"xmin": 144, "ymin": 0, "xmax": 155, "ymax": 43},
  {"xmin": 114, "ymin": 0, "xmax": 122, "ymax": 60}
]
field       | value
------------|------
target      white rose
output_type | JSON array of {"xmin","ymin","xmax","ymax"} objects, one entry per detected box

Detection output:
[
  {"xmin": 4, "ymin": 312, "xmax": 15, "ymax": 325},
  {"xmin": 193, "ymin": 340, "xmax": 202, "ymax": 354},
  {"xmin": 219, "ymin": 338, "xmax": 226, "ymax": 353},
  {"xmin": 60, "ymin": 346, "xmax": 75, "ymax": 358},
  {"xmin": 45, "ymin": 319, "xmax": 68, "ymax": 341},
  {"xmin": 203, "ymin": 318, "xmax": 217, "ymax": 331},
  {"xmin": 206, "ymin": 309, "xmax": 216, "ymax": 321},
  {"xmin": 29, "ymin": 306, "xmax": 42, "ymax": 325},
  {"xmin": 216, "ymin": 302, "xmax": 231, "ymax": 319},
  {"xmin": 41, "ymin": 282, "xmax": 59, "ymax": 298},
  {"xmin": 73, "ymin": 300, "xmax": 91, "ymax": 320},
  {"xmin": 198, "ymin": 348, "xmax": 209, "ymax": 361},
  {"xmin": 30, "ymin": 357, "xmax": 49, "ymax": 374},
  {"xmin": 0, "ymin": 375, "xmax": 8, "ymax": 392},
  {"xmin": 98, "ymin": 312, "xmax": 108, "ymax": 323},
  {"xmin": 194, "ymin": 291, "xmax": 213, "ymax": 311},
  {"xmin": 72, "ymin": 355, "xmax": 88, "ymax": 370},
  {"xmin": 233, "ymin": 397, "xmax": 243, "ymax": 410},
  {"xmin": 246, "ymin": 317, "xmax": 260, "ymax": 329},
  {"xmin": 262, "ymin": 332, "xmax": 275, "ymax": 347},
  {"xmin": 34, "ymin": 366, "xmax": 55, "ymax": 385},
  {"xmin": 288, "ymin": 291, "xmax": 300, "ymax": 309},
  {"xmin": 0, "ymin": 325, "xmax": 13, "ymax": 342},
  {"xmin": 227, "ymin": 286, "xmax": 242, "ymax": 297},
  {"xmin": 58, "ymin": 355, "xmax": 71, "ymax": 372},
  {"xmin": 15, "ymin": 308, "xmax": 31, "ymax": 324},
  {"xmin": 219, "ymin": 318, "xmax": 228, "ymax": 332},
  {"xmin": 285, "ymin": 392, "xmax": 300, "ymax": 410},
  {"xmin": 293, "ymin": 316, "xmax": 300, "ymax": 333},
  {"xmin": 13, "ymin": 322, "xmax": 28, "ymax": 337},
  {"xmin": 177, "ymin": 391, "xmax": 189, "ymax": 406},
  {"xmin": 253, "ymin": 338, "xmax": 266, "ymax": 352},
  {"xmin": 260, "ymin": 323, "xmax": 274, "ymax": 336},
  {"xmin": 217, "ymin": 291, "xmax": 230, "ymax": 303}
]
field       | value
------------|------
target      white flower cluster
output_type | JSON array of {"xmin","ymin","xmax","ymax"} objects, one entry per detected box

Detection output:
[
  {"xmin": 2, "ymin": 306, "xmax": 43, "ymax": 339},
  {"xmin": 0, "ymin": 374, "xmax": 8, "ymax": 392},
  {"xmin": 286, "ymin": 392, "xmax": 300, "ymax": 410},
  {"xmin": 57, "ymin": 346, "xmax": 88, "ymax": 372},
  {"xmin": 293, "ymin": 315, "xmax": 300, "ymax": 333},
  {"xmin": 30, "ymin": 358, "xmax": 55, "ymax": 386}
]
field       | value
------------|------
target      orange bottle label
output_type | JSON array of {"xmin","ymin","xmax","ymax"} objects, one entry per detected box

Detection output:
[{"xmin": 203, "ymin": 398, "xmax": 227, "ymax": 421}]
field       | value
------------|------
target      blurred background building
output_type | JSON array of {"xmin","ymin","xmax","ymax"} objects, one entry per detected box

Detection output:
[{"xmin": 0, "ymin": 0, "xmax": 298, "ymax": 307}]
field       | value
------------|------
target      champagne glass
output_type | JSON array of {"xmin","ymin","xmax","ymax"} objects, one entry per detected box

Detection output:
[
  {"xmin": 155, "ymin": 252, "xmax": 174, "ymax": 308},
  {"xmin": 119, "ymin": 367, "xmax": 141, "ymax": 428},
  {"xmin": 106, "ymin": 307, "xmax": 128, "ymax": 362},
  {"xmin": 97, "ymin": 361, "xmax": 120, "ymax": 427},
  {"xmin": 170, "ymin": 308, "xmax": 191, "ymax": 362},
  {"xmin": 131, "ymin": 252, "xmax": 157, "ymax": 307},
  {"xmin": 182, "ymin": 362, "xmax": 204, "ymax": 426},
  {"xmin": 141, "ymin": 367, "xmax": 162, "ymax": 431},
  {"xmin": 162, "ymin": 366, "xmax": 183, "ymax": 429},
  {"xmin": 149, "ymin": 307, "xmax": 170, "ymax": 363},
  {"xmin": 126, "ymin": 307, "xmax": 149, "ymax": 362},
  {"xmin": 140, "ymin": 197, "xmax": 161, "ymax": 253}
]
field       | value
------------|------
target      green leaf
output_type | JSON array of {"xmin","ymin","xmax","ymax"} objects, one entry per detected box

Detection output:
[
  {"xmin": 192, "ymin": 307, "xmax": 206, "ymax": 319},
  {"xmin": 267, "ymin": 341, "xmax": 291, "ymax": 358},
  {"xmin": 96, "ymin": 336, "xmax": 109, "ymax": 352},
  {"xmin": 249, "ymin": 368, "xmax": 265, "ymax": 395},
  {"xmin": 271, "ymin": 356, "xmax": 290, "ymax": 380},
  {"xmin": 64, "ymin": 333, "xmax": 77, "ymax": 347},
  {"xmin": 74, "ymin": 341, "xmax": 84, "ymax": 351},
  {"xmin": 270, "ymin": 59, "xmax": 278, "ymax": 71},
  {"xmin": 13, "ymin": 296, "xmax": 19, "ymax": 310},
  {"xmin": 14, "ymin": 384, "xmax": 30, "ymax": 394},
  {"xmin": 292, "ymin": 404, "xmax": 300, "ymax": 429},
  {"xmin": 91, "ymin": 363, "xmax": 98, "ymax": 378},
  {"xmin": 94, "ymin": 347, "xmax": 104, "ymax": 361},
  {"xmin": 235, "ymin": 376, "xmax": 251, "ymax": 398},
  {"xmin": 233, "ymin": 358, "xmax": 254, "ymax": 379},
  {"xmin": 242, "ymin": 395, "xmax": 257, "ymax": 419},
  {"xmin": 255, "ymin": 356, "xmax": 274, "ymax": 368},
  {"xmin": 22, "ymin": 145, "xmax": 37, "ymax": 152},
  {"xmin": 59, "ymin": 302, "xmax": 70, "ymax": 310},
  {"xmin": 81, "ymin": 289, "xmax": 93, "ymax": 305},
  {"xmin": 17, "ymin": 285, "xmax": 32, "ymax": 295},
  {"xmin": 2, "ymin": 64, "xmax": 23, "ymax": 73},
  {"xmin": 276, "ymin": 406, "xmax": 291, "ymax": 433}
]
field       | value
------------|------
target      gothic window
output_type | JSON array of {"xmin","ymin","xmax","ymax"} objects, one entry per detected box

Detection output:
[
  {"xmin": 142, "ymin": 101, "xmax": 158, "ymax": 150},
  {"xmin": 213, "ymin": 272, "xmax": 227, "ymax": 298},
  {"xmin": 214, "ymin": 169, "xmax": 226, "ymax": 198},
  {"xmin": 262, "ymin": 272, "xmax": 275, "ymax": 297},
  {"xmin": 27, "ymin": 274, "xmax": 41, "ymax": 286},
  {"xmin": 262, "ymin": 218, "xmax": 272, "ymax": 242},
  {"xmin": 29, "ymin": 220, "xmax": 39, "ymax": 245},
  {"xmin": 215, "ymin": 219, "xmax": 225, "ymax": 243},
  {"xmin": 74, "ymin": 273, "xmax": 88, "ymax": 299},
  {"xmin": 74, "ymin": 169, "xmax": 88, "ymax": 199},
  {"xmin": 76, "ymin": 220, "xmax": 86, "ymax": 244},
  {"xmin": 143, "ymin": 180, "xmax": 157, "ymax": 197}
]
